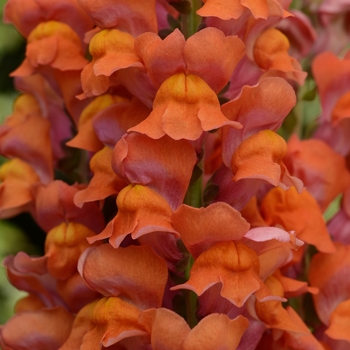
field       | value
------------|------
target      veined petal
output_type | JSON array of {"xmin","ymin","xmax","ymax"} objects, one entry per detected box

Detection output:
[
  {"xmin": 78, "ymin": 244, "xmax": 168, "ymax": 309},
  {"xmin": 129, "ymin": 73, "xmax": 242, "ymax": 141}
]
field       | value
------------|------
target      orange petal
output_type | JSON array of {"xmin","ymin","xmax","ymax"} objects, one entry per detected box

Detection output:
[
  {"xmin": 172, "ymin": 241, "xmax": 268, "ymax": 307},
  {"xmin": 79, "ymin": 244, "xmax": 168, "ymax": 309},
  {"xmin": 80, "ymin": 297, "xmax": 147, "ymax": 349},
  {"xmin": 45, "ymin": 222, "xmax": 101, "ymax": 280},
  {"xmin": 171, "ymin": 202, "xmax": 250, "ymax": 258},
  {"xmin": 88, "ymin": 184, "xmax": 177, "ymax": 247},
  {"xmin": 253, "ymin": 28, "xmax": 306, "ymax": 85},
  {"xmin": 0, "ymin": 94, "xmax": 53, "ymax": 184},
  {"xmin": 325, "ymin": 299, "xmax": 350, "ymax": 344},
  {"xmin": 78, "ymin": 0, "xmax": 158, "ymax": 35},
  {"xmin": 67, "ymin": 94, "xmax": 126, "ymax": 152},
  {"xmin": 0, "ymin": 307, "xmax": 74, "ymax": 349},
  {"xmin": 129, "ymin": 73, "xmax": 242, "ymax": 141},
  {"xmin": 139, "ymin": 308, "xmax": 190, "ymax": 350},
  {"xmin": 0, "ymin": 158, "xmax": 40, "ymax": 218},
  {"xmin": 113, "ymin": 133, "xmax": 197, "ymax": 210},
  {"xmin": 309, "ymin": 242, "xmax": 350, "ymax": 325},
  {"xmin": 12, "ymin": 21, "xmax": 87, "ymax": 76},
  {"xmin": 74, "ymin": 146, "xmax": 127, "ymax": 206},
  {"xmin": 184, "ymin": 27, "xmax": 245, "ymax": 93},
  {"xmin": 254, "ymin": 276, "xmax": 308, "ymax": 333},
  {"xmin": 285, "ymin": 135, "xmax": 350, "ymax": 212},
  {"xmin": 231, "ymin": 130, "xmax": 287, "ymax": 185},
  {"xmin": 260, "ymin": 186, "xmax": 336, "ymax": 253},
  {"xmin": 183, "ymin": 314, "xmax": 249, "ymax": 350}
]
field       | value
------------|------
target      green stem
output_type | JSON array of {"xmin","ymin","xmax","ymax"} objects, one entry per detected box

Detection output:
[{"xmin": 181, "ymin": 0, "xmax": 202, "ymax": 39}]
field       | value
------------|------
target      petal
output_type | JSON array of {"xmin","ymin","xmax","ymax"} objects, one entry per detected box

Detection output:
[
  {"xmin": 325, "ymin": 299, "xmax": 350, "ymax": 344},
  {"xmin": 80, "ymin": 297, "xmax": 147, "ymax": 349},
  {"xmin": 260, "ymin": 186, "xmax": 336, "ymax": 253},
  {"xmin": 134, "ymin": 29, "xmax": 186, "ymax": 88},
  {"xmin": 129, "ymin": 73, "xmax": 242, "ymax": 140},
  {"xmin": 45, "ymin": 222, "xmax": 101, "ymax": 280},
  {"xmin": 112, "ymin": 133, "xmax": 197, "ymax": 210},
  {"xmin": 0, "ymin": 94, "xmax": 53, "ymax": 184},
  {"xmin": 88, "ymin": 184, "xmax": 177, "ymax": 247},
  {"xmin": 284, "ymin": 135, "xmax": 350, "ymax": 212},
  {"xmin": 231, "ymin": 130, "xmax": 287, "ymax": 185},
  {"xmin": 74, "ymin": 146, "xmax": 127, "ymax": 206},
  {"xmin": 34, "ymin": 181, "xmax": 105, "ymax": 233},
  {"xmin": 78, "ymin": 244, "xmax": 168, "ymax": 309},
  {"xmin": 172, "ymin": 241, "xmax": 268, "ymax": 307},
  {"xmin": 184, "ymin": 27, "xmax": 245, "ymax": 93},
  {"xmin": 78, "ymin": 0, "xmax": 158, "ymax": 35},
  {"xmin": 171, "ymin": 202, "xmax": 250, "ymax": 258},
  {"xmin": 139, "ymin": 308, "xmax": 190, "ymax": 350},
  {"xmin": 0, "ymin": 159, "xmax": 40, "ymax": 218},
  {"xmin": 309, "ymin": 242, "xmax": 350, "ymax": 325},
  {"xmin": 253, "ymin": 28, "xmax": 306, "ymax": 85},
  {"xmin": 221, "ymin": 77, "xmax": 296, "ymax": 167},
  {"xmin": 4, "ymin": 0, "xmax": 94, "ymax": 40},
  {"xmin": 1, "ymin": 307, "xmax": 74, "ymax": 350},
  {"xmin": 183, "ymin": 314, "xmax": 249, "ymax": 350}
]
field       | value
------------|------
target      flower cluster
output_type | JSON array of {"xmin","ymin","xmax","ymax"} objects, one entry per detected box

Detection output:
[{"xmin": 0, "ymin": 0, "xmax": 350, "ymax": 349}]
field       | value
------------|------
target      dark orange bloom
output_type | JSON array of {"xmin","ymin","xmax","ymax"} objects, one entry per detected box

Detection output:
[{"xmin": 325, "ymin": 299, "xmax": 350, "ymax": 344}]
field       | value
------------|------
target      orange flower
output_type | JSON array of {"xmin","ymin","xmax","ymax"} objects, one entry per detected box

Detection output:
[
  {"xmin": 231, "ymin": 130, "xmax": 303, "ymax": 190},
  {"xmin": 260, "ymin": 186, "xmax": 336, "ymax": 253},
  {"xmin": 12, "ymin": 21, "xmax": 88, "ymax": 77},
  {"xmin": 253, "ymin": 27, "xmax": 306, "ymax": 85}
]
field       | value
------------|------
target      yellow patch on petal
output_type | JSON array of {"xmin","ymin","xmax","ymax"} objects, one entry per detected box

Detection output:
[
  {"xmin": 130, "ymin": 73, "xmax": 241, "ymax": 140},
  {"xmin": 45, "ymin": 222, "xmax": 100, "ymax": 280},
  {"xmin": 82, "ymin": 297, "xmax": 147, "ymax": 348},
  {"xmin": 67, "ymin": 94, "xmax": 128, "ymax": 151},
  {"xmin": 231, "ymin": 130, "xmax": 287, "ymax": 185},
  {"xmin": 89, "ymin": 29, "xmax": 143, "ymax": 76}
]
